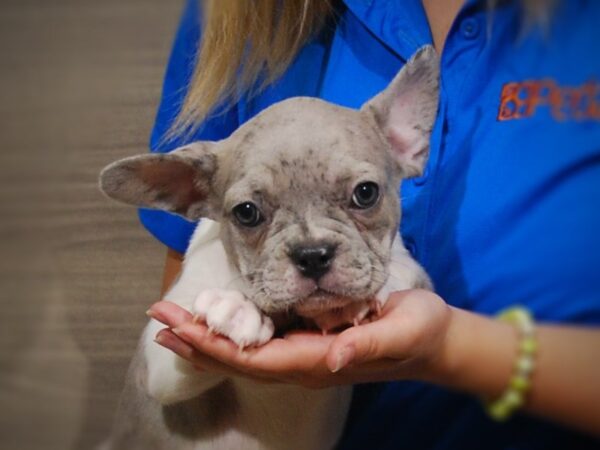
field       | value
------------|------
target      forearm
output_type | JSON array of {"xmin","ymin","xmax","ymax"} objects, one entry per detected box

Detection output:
[
  {"xmin": 527, "ymin": 325, "xmax": 600, "ymax": 434},
  {"xmin": 431, "ymin": 307, "xmax": 600, "ymax": 435}
]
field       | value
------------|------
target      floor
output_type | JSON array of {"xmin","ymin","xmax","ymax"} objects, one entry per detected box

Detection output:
[{"xmin": 0, "ymin": 1, "xmax": 182, "ymax": 448}]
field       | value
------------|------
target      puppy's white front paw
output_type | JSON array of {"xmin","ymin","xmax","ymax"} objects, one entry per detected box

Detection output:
[{"xmin": 193, "ymin": 289, "xmax": 274, "ymax": 349}]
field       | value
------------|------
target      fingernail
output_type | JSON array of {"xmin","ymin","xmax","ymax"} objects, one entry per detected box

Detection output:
[
  {"xmin": 331, "ymin": 345, "xmax": 355, "ymax": 373},
  {"xmin": 146, "ymin": 309, "xmax": 165, "ymax": 322},
  {"xmin": 171, "ymin": 327, "xmax": 183, "ymax": 337},
  {"xmin": 154, "ymin": 334, "xmax": 166, "ymax": 346}
]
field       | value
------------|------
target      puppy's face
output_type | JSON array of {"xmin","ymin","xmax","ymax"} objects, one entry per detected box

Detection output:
[
  {"xmin": 220, "ymin": 100, "xmax": 401, "ymax": 316},
  {"xmin": 100, "ymin": 47, "xmax": 439, "ymax": 324}
]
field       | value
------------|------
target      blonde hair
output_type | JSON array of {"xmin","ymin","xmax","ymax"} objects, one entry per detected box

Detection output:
[
  {"xmin": 169, "ymin": 0, "xmax": 334, "ymax": 139},
  {"xmin": 170, "ymin": 0, "xmax": 554, "ymax": 139}
]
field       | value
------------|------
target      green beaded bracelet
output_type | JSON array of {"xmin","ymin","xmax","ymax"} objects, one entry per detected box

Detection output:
[{"xmin": 486, "ymin": 306, "xmax": 537, "ymax": 421}]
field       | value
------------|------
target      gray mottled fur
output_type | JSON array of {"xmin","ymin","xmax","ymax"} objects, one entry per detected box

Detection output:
[{"xmin": 98, "ymin": 46, "xmax": 439, "ymax": 449}]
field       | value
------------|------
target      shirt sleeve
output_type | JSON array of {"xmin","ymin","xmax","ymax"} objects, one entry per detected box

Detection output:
[{"xmin": 138, "ymin": 0, "xmax": 239, "ymax": 254}]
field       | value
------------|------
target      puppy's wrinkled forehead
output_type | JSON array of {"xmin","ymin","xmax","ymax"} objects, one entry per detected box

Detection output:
[
  {"xmin": 99, "ymin": 46, "xmax": 439, "ymax": 224},
  {"xmin": 225, "ymin": 98, "xmax": 391, "ymax": 199}
]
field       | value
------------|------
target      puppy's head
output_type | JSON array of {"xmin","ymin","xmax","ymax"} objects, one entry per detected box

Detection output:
[{"xmin": 100, "ymin": 47, "xmax": 438, "ymax": 326}]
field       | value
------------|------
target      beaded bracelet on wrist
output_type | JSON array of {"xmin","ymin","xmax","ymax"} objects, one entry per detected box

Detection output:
[{"xmin": 486, "ymin": 306, "xmax": 537, "ymax": 421}]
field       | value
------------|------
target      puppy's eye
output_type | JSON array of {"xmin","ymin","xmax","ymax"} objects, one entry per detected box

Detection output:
[
  {"xmin": 232, "ymin": 202, "xmax": 264, "ymax": 227},
  {"xmin": 351, "ymin": 182, "xmax": 380, "ymax": 209}
]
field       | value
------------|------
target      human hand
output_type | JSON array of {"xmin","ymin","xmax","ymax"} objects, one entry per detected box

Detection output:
[{"xmin": 147, "ymin": 289, "xmax": 453, "ymax": 389}]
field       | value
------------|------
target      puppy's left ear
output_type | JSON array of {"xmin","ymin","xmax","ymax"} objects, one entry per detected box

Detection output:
[{"xmin": 362, "ymin": 45, "xmax": 440, "ymax": 178}]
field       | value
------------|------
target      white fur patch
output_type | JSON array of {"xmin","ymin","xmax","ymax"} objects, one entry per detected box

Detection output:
[{"xmin": 193, "ymin": 288, "xmax": 274, "ymax": 348}]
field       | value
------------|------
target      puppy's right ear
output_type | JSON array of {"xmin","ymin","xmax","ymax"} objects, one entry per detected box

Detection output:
[{"xmin": 99, "ymin": 142, "xmax": 219, "ymax": 220}]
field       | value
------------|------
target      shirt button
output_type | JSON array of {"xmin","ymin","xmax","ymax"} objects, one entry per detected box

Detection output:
[
  {"xmin": 412, "ymin": 167, "xmax": 429, "ymax": 186},
  {"xmin": 460, "ymin": 17, "xmax": 480, "ymax": 39}
]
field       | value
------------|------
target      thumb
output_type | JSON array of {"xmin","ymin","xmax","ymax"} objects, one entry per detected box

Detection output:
[{"xmin": 326, "ymin": 320, "xmax": 391, "ymax": 372}]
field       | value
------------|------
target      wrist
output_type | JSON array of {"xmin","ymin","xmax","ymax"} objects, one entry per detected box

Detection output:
[
  {"xmin": 421, "ymin": 305, "xmax": 463, "ymax": 385},
  {"xmin": 425, "ymin": 306, "xmax": 517, "ymax": 399}
]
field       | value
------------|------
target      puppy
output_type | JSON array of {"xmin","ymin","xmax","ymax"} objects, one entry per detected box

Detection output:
[{"xmin": 99, "ymin": 46, "xmax": 438, "ymax": 450}]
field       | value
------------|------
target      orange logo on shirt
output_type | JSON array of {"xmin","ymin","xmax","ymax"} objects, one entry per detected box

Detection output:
[{"xmin": 497, "ymin": 79, "xmax": 600, "ymax": 121}]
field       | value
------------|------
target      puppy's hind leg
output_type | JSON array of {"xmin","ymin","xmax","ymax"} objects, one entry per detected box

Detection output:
[{"xmin": 101, "ymin": 340, "xmax": 228, "ymax": 450}]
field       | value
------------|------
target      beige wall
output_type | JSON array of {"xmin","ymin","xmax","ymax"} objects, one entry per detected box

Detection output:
[{"xmin": 0, "ymin": 1, "xmax": 182, "ymax": 449}]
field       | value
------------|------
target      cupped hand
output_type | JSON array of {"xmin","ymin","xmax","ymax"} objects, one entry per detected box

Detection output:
[{"xmin": 147, "ymin": 289, "xmax": 453, "ymax": 389}]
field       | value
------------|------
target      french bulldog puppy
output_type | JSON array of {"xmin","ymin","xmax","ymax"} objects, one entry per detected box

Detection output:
[{"xmin": 99, "ymin": 46, "xmax": 438, "ymax": 450}]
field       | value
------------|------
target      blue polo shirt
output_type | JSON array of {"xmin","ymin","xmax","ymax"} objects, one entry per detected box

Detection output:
[{"xmin": 140, "ymin": 0, "xmax": 600, "ymax": 448}]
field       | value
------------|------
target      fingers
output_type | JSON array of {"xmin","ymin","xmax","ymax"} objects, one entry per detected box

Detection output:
[
  {"xmin": 147, "ymin": 302, "xmax": 325, "ymax": 384},
  {"xmin": 147, "ymin": 301, "xmax": 193, "ymax": 328},
  {"xmin": 155, "ymin": 328, "xmax": 197, "ymax": 362},
  {"xmin": 148, "ymin": 296, "xmax": 426, "ymax": 385},
  {"xmin": 149, "ymin": 303, "xmax": 263, "ymax": 376},
  {"xmin": 171, "ymin": 321, "xmax": 334, "ymax": 375},
  {"xmin": 326, "ymin": 327, "xmax": 370, "ymax": 373},
  {"xmin": 171, "ymin": 322, "xmax": 245, "ymax": 365},
  {"xmin": 147, "ymin": 302, "xmax": 314, "ymax": 380},
  {"xmin": 154, "ymin": 328, "xmax": 278, "ymax": 383},
  {"xmin": 326, "ymin": 291, "xmax": 417, "ymax": 372}
]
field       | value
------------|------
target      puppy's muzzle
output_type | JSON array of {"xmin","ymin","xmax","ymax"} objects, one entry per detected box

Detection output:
[{"xmin": 288, "ymin": 243, "xmax": 337, "ymax": 281}]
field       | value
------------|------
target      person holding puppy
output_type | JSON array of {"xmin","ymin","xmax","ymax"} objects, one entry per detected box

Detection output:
[{"xmin": 142, "ymin": 0, "xmax": 600, "ymax": 448}]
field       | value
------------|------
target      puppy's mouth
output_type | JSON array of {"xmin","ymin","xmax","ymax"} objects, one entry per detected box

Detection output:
[
  {"xmin": 292, "ymin": 289, "xmax": 379, "ymax": 332},
  {"xmin": 293, "ymin": 289, "xmax": 355, "ymax": 316}
]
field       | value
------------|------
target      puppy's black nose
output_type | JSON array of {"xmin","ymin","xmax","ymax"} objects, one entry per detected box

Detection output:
[{"xmin": 289, "ymin": 244, "xmax": 336, "ymax": 280}]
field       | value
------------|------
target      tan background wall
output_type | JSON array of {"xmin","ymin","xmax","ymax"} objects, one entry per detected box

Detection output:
[{"xmin": 0, "ymin": 1, "xmax": 183, "ymax": 448}]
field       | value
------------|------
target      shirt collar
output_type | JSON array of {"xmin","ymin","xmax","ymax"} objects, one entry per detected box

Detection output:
[{"xmin": 341, "ymin": 0, "xmax": 485, "ymax": 60}]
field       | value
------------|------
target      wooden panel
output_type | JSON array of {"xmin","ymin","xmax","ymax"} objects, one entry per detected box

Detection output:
[{"xmin": 0, "ymin": 1, "xmax": 182, "ymax": 449}]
